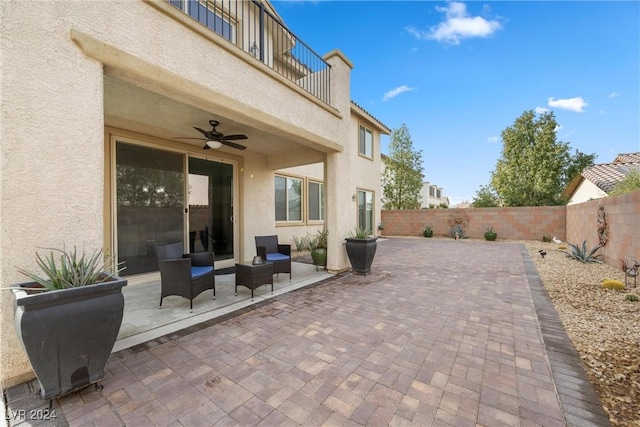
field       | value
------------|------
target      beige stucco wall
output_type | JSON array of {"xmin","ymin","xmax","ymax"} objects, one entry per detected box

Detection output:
[
  {"xmin": 1, "ymin": 0, "xmax": 361, "ymax": 387},
  {"xmin": 568, "ymin": 179, "xmax": 608, "ymax": 205}
]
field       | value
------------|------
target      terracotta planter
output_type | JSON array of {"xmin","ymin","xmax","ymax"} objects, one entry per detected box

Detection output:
[{"xmin": 12, "ymin": 277, "xmax": 127, "ymax": 400}]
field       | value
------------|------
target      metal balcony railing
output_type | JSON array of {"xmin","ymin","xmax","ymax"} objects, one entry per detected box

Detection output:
[{"xmin": 167, "ymin": 0, "xmax": 331, "ymax": 105}]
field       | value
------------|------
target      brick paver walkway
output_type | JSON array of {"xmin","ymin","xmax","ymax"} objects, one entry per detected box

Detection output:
[{"xmin": 4, "ymin": 238, "xmax": 610, "ymax": 426}]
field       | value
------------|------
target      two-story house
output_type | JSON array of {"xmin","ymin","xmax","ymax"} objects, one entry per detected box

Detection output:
[{"xmin": 0, "ymin": 0, "xmax": 389, "ymax": 388}]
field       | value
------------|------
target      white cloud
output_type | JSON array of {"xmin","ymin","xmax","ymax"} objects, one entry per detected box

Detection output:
[
  {"xmin": 547, "ymin": 96, "xmax": 588, "ymax": 113},
  {"xmin": 383, "ymin": 85, "xmax": 415, "ymax": 101},
  {"xmin": 408, "ymin": 1, "xmax": 502, "ymax": 45},
  {"xmin": 608, "ymin": 92, "xmax": 620, "ymax": 98},
  {"xmin": 535, "ymin": 106, "xmax": 550, "ymax": 114},
  {"xmin": 487, "ymin": 136, "xmax": 499, "ymax": 143}
]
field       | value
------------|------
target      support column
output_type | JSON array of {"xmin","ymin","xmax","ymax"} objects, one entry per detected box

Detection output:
[{"xmin": 323, "ymin": 50, "xmax": 354, "ymax": 273}]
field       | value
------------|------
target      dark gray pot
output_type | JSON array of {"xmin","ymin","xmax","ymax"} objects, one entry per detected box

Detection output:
[
  {"xmin": 345, "ymin": 237, "xmax": 377, "ymax": 275},
  {"xmin": 13, "ymin": 277, "xmax": 127, "ymax": 400}
]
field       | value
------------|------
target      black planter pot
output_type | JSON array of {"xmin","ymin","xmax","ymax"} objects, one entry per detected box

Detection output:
[
  {"xmin": 345, "ymin": 237, "xmax": 378, "ymax": 275},
  {"xmin": 12, "ymin": 277, "xmax": 127, "ymax": 400}
]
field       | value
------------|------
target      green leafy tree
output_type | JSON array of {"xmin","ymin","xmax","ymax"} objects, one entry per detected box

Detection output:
[
  {"xmin": 382, "ymin": 124, "xmax": 424, "ymax": 209},
  {"xmin": 610, "ymin": 169, "xmax": 640, "ymax": 196},
  {"xmin": 471, "ymin": 184, "xmax": 500, "ymax": 207},
  {"xmin": 491, "ymin": 110, "xmax": 595, "ymax": 206}
]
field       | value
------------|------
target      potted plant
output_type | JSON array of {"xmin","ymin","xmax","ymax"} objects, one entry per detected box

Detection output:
[
  {"xmin": 484, "ymin": 225, "xmax": 497, "ymax": 241},
  {"xmin": 10, "ymin": 246, "xmax": 126, "ymax": 401},
  {"xmin": 423, "ymin": 224, "xmax": 433, "ymax": 238},
  {"xmin": 307, "ymin": 228, "xmax": 328, "ymax": 271},
  {"xmin": 345, "ymin": 227, "xmax": 377, "ymax": 275}
]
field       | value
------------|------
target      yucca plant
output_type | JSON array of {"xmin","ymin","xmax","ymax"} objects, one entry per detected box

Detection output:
[
  {"xmin": 16, "ymin": 246, "xmax": 124, "ymax": 291},
  {"xmin": 566, "ymin": 240, "xmax": 603, "ymax": 264},
  {"xmin": 349, "ymin": 227, "xmax": 372, "ymax": 239}
]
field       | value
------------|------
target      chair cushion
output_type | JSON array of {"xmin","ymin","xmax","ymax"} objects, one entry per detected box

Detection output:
[
  {"xmin": 192, "ymin": 266, "xmax": 214, "ymax": 278},
  {"xmin": 266, "ymin": 253, "xmax": 290, "ymax": 262}
]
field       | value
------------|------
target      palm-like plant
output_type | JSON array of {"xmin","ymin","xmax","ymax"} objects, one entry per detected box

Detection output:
[{"xmin": 566, "ymin": 240, "xmax": 603, "ymax": 263}]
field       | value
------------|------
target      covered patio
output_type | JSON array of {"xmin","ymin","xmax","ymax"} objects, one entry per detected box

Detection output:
[{"xmin": 114, "ymin": 261, "xmax": 332, "ymax": 352}]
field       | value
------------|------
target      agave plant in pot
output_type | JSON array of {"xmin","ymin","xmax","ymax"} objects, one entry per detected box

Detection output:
[
  {"xmin": 345, "ymin": 227, "xmax": 377, "ymax": 275},
  {"xmin": 10, "ymin": 246, "xmax": 126, "ymax": 401}
]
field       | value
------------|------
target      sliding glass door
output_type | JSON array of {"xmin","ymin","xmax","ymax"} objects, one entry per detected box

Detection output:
[
  {"xmin": 188, "ymin": 157, "xmax": 235, "ymax": 267},
  {"xmin": 115, "ymin": 142, "xmax": 185, "ymax": 276},
  {"xmin": 113, "ymin": 140, "xmax": 237, "ymax": 276}
]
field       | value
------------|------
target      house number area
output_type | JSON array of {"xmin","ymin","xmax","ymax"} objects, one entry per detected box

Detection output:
[{"xmin": 5, "ymin": 408, "xmax": 58, "ymax": 421}]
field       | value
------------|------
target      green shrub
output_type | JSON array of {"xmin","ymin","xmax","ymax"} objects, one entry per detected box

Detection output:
[
  {"xmin": 601, "ymin": 279, "xmax": 625, "ymax": 291},
  {"xmin": 542, "ymin": 234, "xmax": 552, "ymax": 243},
  {"xmin": 625, "ymin": 294, "xmax": 639, "ymax": 302},
  {"xmin": 566, "ymin": 240, "xmax": 603, "ymax": 263}
]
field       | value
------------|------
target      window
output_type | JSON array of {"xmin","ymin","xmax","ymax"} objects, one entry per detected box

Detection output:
[
  {"xmin": 170, "ymin": 0, "xmax": 234, "ymax": 42},
  {"xmin": 357, "ymin": 190, "xmax": 374, "ymax": 233},
  {"xmin": 436, "ymin": 189, "xmax": 441, "ymax": 199},
  {"xmin": 308, "ymin": 181, "xmax": 324, "ymax": 221},
  {"xmin": 429, "ymin": 186, "xmax": 435, "ymax": 197},
  {"xmin": 359, "ymin": 125, "xmax": 373, "ymax": 158},
  {"xmin": 275, "ymin": 176, "xmax": 302, "ymax": 222}
]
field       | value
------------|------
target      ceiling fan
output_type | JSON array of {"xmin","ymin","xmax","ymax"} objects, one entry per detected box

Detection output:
[{"xmin": 173, "ymin": 120, "xmax": 248, "ymax": 150}]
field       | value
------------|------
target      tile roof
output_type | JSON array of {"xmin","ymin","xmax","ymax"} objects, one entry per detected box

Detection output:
[{"xmin": 582, "ymin": 152, "xmax": 640, "ymax": 193}]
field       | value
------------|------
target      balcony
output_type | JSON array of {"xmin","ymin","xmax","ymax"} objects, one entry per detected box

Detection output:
[{"xmin": 167, "ymin": 0, "xmax": 331, "ymax": 105}]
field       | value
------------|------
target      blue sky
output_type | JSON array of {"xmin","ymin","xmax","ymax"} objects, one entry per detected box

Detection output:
[{"xmin": 272, "ymin": 0, "xmax": 640, "ymax": 206}]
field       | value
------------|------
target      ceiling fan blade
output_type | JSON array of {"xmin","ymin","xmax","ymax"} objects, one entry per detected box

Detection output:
[
  {"xmin": 222, "ymin": 134, "xmax": 248, "ymax": 141},
  {"xmin": 193, "ymin": 126, "xmax": 209, "ymax": 136},
  {"xmin": 221, "ymin": 140, "xmax": 247, "ymax": 150}
]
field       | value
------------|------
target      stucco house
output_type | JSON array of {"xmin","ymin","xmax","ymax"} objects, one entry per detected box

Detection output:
[
  {"xmin": 0, "ymin": 0, "xmax": 389, "ymax": 388},
  {"xmin": 565, "ymin": 152, "xmax": 640, "ymax": 205}
]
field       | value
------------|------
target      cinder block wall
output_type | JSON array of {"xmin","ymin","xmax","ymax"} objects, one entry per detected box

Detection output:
[
  {"xmin": 381, "ymin": 192, "xmax": 640, "ymax": 271},
  {"xmin": 381, "ymin": 207, "xmax": 566, "ymax": 241},
  {"xmin": 566, "ymin": 191, "xmax": 640, "ymax": 267}
]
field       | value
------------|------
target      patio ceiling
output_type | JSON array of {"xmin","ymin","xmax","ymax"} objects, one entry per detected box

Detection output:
[{"xmin": 104, "ymin": 75, "xmax": 334, "ymax": 164}]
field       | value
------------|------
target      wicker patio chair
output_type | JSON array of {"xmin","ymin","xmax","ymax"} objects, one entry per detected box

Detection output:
[
  {"xmin": 255, "ymin": 235, "xmax": 291, "ymax": 280},
  {"xmin": 155, "ymin": 242, "xmax": 215, "ymax": 310}
]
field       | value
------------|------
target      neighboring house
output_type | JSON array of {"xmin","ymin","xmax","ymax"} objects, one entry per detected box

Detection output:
[
  {"xmin": 565, "ymin": 152, "xmax": 640, "ymax": 205},
  {"xmin": 380, "ymin": 155, "xmax": 449, "ymax": 209},
  {"xmin": 419, "ymin": 182, "xmax": 450, "ymax": 209},
  {"xmin": 0, "ymin": 0, "xmax": 389, "ymax": 388}
]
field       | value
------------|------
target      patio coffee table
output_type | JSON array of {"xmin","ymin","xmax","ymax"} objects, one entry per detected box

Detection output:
[{"xmin": 235, "ymin": 261, "xmax": 274, "ymax": 300}]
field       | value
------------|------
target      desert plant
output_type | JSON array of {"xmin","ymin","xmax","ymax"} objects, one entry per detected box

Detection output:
[
  {"xmin": 349, "ymin": 227, "xmax": 372, "ymax": 239},
  {"xmin": 16, "ymin": 246, "xmax": 124, "ymax": 291},
  {"xmin": 449, "ymin": 224, "xmax": 467, "ymax": 239},
  {"xmin": 566, "ymin": 240, "xmax": 603, "ymax": 264},
  {"xmin": 292, "ymin": 235, "xmax": 309, "ymax": 252},
  {"xmin": 601, "ymin": 279, "xmax": 625, "ymax": 290},
  {"xmin": 484, "ymin": 225, "xmax": 497, "ymax": 241},
  {"xmin": 625, "ymin": 294, "xmax": 639, "ymax": 302},
  {"xmin": 542, "ymin": 234, "xmax": 552, "ymax": 243},
  {"xmin": 423, "ymin": 224, "xmax": 433, "ymax": 237}
]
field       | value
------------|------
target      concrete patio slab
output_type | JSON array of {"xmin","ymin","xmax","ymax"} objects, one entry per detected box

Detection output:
[{"xmin": 3, "ymin": 238, "xmax": 610, "ymax": 426}]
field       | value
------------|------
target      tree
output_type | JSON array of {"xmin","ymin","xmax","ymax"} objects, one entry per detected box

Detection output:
[
  {"xmin": 610, "ymin": 169, "xmax": 640, "ymax": 196},
  {"xmin": 471, "ymin": 184, "xmax": 500, "ymax": 207},
  {"xmin": 490, "ymin": 110, "xmax": 595, "ymax": 206},
  {"xmin": 382, "ymin": 124, "xmax": 424, "ymax": 209}
]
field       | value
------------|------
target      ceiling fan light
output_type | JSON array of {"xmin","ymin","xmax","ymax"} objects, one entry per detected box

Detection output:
[{"xmin": 206, "ymin": 140, "xmax": 223, "ymax": 149}]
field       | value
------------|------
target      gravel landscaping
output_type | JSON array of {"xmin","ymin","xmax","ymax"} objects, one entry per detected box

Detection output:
[{"xmin": 524, "ymin": 240, "xmax": 640, "ymax": 427}]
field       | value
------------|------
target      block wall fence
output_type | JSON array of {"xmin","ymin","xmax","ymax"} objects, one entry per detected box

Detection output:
[{"xmin": 381, "ymin": 190, "xmax": 640, "ymax": 271}]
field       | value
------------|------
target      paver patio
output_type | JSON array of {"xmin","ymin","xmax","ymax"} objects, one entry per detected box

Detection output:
[{"xmin": 4, "ymin": 238, "xmax": 610, "ymax": 426}]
